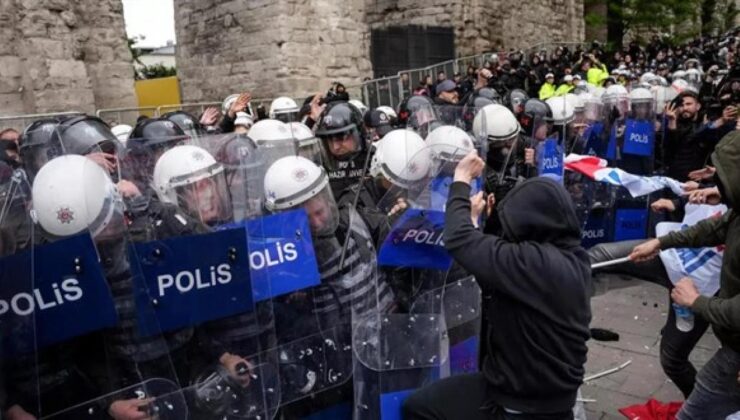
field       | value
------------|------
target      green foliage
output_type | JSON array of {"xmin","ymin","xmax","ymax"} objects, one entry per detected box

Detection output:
[
  {"xmin": 137, "ymin": 64, "xmax": 177, "ymax": 80},
  {"xmin": 589, "ymin": 0, "xmax": 736, "ymax": 46}
]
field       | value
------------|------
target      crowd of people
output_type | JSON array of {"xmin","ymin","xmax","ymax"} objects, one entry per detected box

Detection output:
[{"xmin": 0, "ymin": 28, "xmax": 739, "ymax": 420}]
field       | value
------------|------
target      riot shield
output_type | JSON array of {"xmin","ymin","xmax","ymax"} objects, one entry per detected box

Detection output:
[
  {"xmin": 357, "ymin": 143, "xmax": 482, "ymax": 419},
  {"xmin": 34, "ymin": 134, "xmax": 190, "ymax": 419},
  {"xmin": 0, "ymin": 161, "xmax": 42, "ymax": 419}
]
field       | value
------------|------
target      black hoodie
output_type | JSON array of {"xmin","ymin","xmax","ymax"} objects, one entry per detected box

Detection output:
[{"xmin": 443, "ymin": 178, "xmax": 591, "ymax": 413}]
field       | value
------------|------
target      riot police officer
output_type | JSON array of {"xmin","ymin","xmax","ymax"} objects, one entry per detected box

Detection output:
[{"xmin": 314, "ymin": 102, "xmax": 371, "ymax": 198}]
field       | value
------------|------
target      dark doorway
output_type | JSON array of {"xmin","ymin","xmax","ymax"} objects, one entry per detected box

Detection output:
[{"xmin": 370, "ymin": 26, "xmax": 455, "ymax": 77}]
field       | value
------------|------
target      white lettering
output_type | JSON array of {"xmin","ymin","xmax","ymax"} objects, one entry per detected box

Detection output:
[
  {"xmin": 175, "ymin": 271, "xmax": 195, "ymax": 293},
  {"xmin": 11, "ymin": 293, "xmax": 34, "ymax": 316},
  {"xmin": 216, "ymin": 264, "xmax": 232, "ymax": 284},
  {"xmin": 283, "ymin": 243, "xmax": 298, "ymax": 261},
  {"xmin": 61, "ymin": 278, "xmax": 83, "ymax": 301},
  {"xmin": 158, "ymin": 274, "xmax": 174, "ymax": 297}
]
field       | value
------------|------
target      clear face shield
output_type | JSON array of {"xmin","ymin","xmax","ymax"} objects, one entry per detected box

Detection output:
[
  {"xmin": 298, "ymin": 184, "xmax": 340, "ymax": 237},
  {"xmin": 318, "ymin": 126, "xmax": 362, "ymax": 162},
  {"xmin": 408, "ymin": 104, "xmax": 439, "ymax": 138},
  {"xmin": 122, "ymin": 135, "xmax": 191, "ymax": 193},
  {"xmin": 273, "ymin": 110, "xmax": 300, "ymax": 124},
  {"xmin": 199, "ymin": 133, "xmax": 266, "ymax": 221},
  {"xmin": 630, "ymin": 99, "xmax": 656, "ymax": 121},
  {"xmin": 170, "ymin": 168, "xmax": 233, "ymax": 226}
]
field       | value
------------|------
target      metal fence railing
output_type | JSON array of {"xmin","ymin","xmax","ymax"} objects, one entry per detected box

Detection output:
[
  {"xmin": 96, "ymin": 107, "xmax": 160, "ymax": 127},
  {"xmin": 0, "ymin": 111, "xmax": 83, "ymax": 132},
  {"xmin": 360, "ymin": 41, "xmax": 591, "ymax": 109}
]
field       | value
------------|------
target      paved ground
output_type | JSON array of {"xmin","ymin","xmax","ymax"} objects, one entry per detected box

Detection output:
[{"xmin": 582, "ymin": 278, "xmax": 720, "ymax": 419}]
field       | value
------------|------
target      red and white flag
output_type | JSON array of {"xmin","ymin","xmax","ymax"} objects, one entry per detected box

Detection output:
[{"xmin": 564, "ymin": 154, "xmax": 685, "ymax": 197}]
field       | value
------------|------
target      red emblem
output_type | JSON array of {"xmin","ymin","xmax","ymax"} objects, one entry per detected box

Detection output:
[
  {"xmin": 293, "ymin": 168, "xmax": 309, "ymax": 182},
  {"xmin": 56, "ymin": 207, "xmax": 75, "ymax": 224}
]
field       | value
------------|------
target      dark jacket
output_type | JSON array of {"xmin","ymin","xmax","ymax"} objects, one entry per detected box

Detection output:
[
  {"xmin": 444, "ymin": 178, "xmax": 591, "ymax": 413},
  {"xmin": 665, "ymin": 118, "xmax": 734, "ymax": 181},
  {"xmin": 659, "ymin": 130, "xmax": 740, "ymax": 353}
]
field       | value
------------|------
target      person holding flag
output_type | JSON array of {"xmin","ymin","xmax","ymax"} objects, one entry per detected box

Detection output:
[{"xmin": 630, "ymin": 131, "xmax": 740, "ymax": 418}]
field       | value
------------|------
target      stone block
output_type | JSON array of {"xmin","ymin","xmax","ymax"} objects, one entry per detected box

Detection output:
[{"xmin": 47, "ymin": 59, "xmax": 87, "ymax": 78}]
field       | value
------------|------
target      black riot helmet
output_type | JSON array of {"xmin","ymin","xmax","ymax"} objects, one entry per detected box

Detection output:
[
  {"xmin": 161, "ymin": 110, "xmax": 207, "ymax": 138},
  {"xmin": 19, "ymin": 118, "xmax": 62, "ymax": 182},
  {"xmin": 397, "ymin": 95, "xmax": 439, "ymax": 137},
  {"xmin": 477, "ymin": 87, "xmax": 501, "ymax": 103},
  {"xmin": 505, "ymin": 89, "xmax": 529, "ymax": 115},
  {"xmin": 462, "ymin": 95, "xmax": 495, "ymax": 131},
  {"xmin": 49, "ymin": 115, "xmax": 119, "ymax": 156},
  {"xmin": 124, "ymin": 117, "xmax": 190, "ymax": 191},
  {"xmin": 128, "ymin": 117, "xmax": 189, "ymax": 150},
  {"xmin": 520, "ymin": 99, "xmax": 553, "ymax": 139},
  {"xmin": 315, "ymin": 101, "xmax": 367, "ymax": 159}
]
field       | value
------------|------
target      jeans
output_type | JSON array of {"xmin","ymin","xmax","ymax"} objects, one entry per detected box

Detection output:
[
  {"xmin": 589, "ymin": 240, "xmax": 711, "ymax": 397},
  {"xmin": 678, "ymin": 347, "xmax": 740, "ymax": 419}
]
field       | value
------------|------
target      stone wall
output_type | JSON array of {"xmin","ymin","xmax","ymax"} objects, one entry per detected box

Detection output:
[
  {"xmin": 174, "ymin": 0, "xmax": 372, "ymax": 103},
  {"xmin": 0, "ymin": 0, "xmax": 136, "ymax": 117},
  {"xmin": 175, "ymin": 0, "xmax": 585, "ymax": 103}
]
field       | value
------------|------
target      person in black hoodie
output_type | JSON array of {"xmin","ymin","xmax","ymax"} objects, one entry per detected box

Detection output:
[{"xmin": 403, "ymin": 151, "xmax": 591, "ymax": 419}]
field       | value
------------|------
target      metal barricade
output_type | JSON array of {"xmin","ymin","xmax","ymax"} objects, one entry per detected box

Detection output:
[
  {"xmin": 0, "ymin": 111, "xmax": 83, "ymax": 132},
  {"xmin": 359, "ymin": 41, "xmax": 590, "ymax": 109},
  {"xmin": 96, "ymin": 107, "xmax": 160, "ymax": 127}
]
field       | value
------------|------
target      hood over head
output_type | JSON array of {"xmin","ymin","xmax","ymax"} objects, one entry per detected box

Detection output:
[{"xmin": 498, "ymin": 177, "xmax": 582, "ymax": 248}]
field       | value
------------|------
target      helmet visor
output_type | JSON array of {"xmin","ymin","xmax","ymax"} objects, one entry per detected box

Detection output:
[{"xmin": 173, "ymin": 171, "xmax": 233, "ymax": 225}]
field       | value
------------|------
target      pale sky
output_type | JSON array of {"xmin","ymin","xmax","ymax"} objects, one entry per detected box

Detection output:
[{"xmin": 122, "ymin": 0, "xmax": 176, "ymax": 48}]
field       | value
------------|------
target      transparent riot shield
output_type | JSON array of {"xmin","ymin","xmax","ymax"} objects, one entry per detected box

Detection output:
[
  {"xmin": 357, "ymin": 143, "xmax": 482, "ymax": 419},
  {"xmin": 406, "ymin": 100, "xmax": 440, "ymax": 139},
  {"xmin": 602, "ymin": 88, "xmax": 629, "ymax": 164},
  {"xmin": 36, "ymin": 135, "xmax": 189, "ymax": 419},
  {"xmin": 0, "ymin": 161, "xmax": 41, "ymax": 419},
  {"xmin": 622, "ymin": 90, "xmax": 657, "ymax": 175}
]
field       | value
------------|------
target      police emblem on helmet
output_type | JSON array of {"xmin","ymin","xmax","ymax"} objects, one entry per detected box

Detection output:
[
  {"xmin": 56, "ymin": 207, "xmax": 75, "ymax": 224},
  {"xmin": 379, "ymin": 113, "xmax": 388, "ymax": 121},
  {"xmin": 192, "ymin": 151, "xmax": 205, "ymax": 161},
  {"xmin": 293, "ymin": 168, "xmax": 309, "ymax": 182},
  {"xmin": 323, "ymin": 115, "xmax": 333, "ymax": 126},
  {"xmin": 407, "ymin": 162, "xmax": 418, "ymax": 174}
]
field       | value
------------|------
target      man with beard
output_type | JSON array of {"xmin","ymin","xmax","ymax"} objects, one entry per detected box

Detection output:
[{"xmin": 664, "ymin": 91, "xmax": 736, "ymax": 182}]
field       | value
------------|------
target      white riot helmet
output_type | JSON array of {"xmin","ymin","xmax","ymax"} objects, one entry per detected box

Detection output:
[
  {"xmin": 546, "ymin": 97, "xmax": 575, "ymax": 125},
  {"xmin": 222, "ymin": 94, "xmax": 241, "ymax": 116},
  {"xmin": 603, "ymin": 84, "xmax": 629, "ymax": 116},
  {"xmin": 287, "ymin": 122, "xmax": 322, "ymax": 165},
  {"xmin": 629, "ymin": 87, "xmax": 653, "ymax": 103},
  {"xmin": 672, "ymin": 70, "xmax": 686, "ymax": 81},
  {"xmin": 629, "ymin": 87, "xmax": 655, "ymax": 119},
  {"xmin": 472, "ymin": 104, "xmax": 521, "ymax": 143},
  {"xmin": 153, "ymin": 144, "xmax": 231, "ymax": 224},
  {"xmin": 565, "ymin": 93, "xmax": 585, "ymax": 113},
  {"xmin": 376, "ymin": 106, "xmax": 398, "ymax": 121},
  {"xmin": 370, "ymin": 130, "xmax": 431, "ymax": 189},
  {"xmin": 640, "ymin": 72, "xmax": 657, "ymax": 85},
  {"xmin": 349, "ymin": 99, "xmax": 368, "ymax": 116},
  {"xmin": 111, "ymin": 124, "xmax": 132, "ymax": 144},
  {"xmin": 32, "ymin": 155, "xmax": 124, "ymax": 239},
  {"xmin": 653, "ymin": 85, "xmax": 677, "ymax": 114},
  {"xmin": 671, "ymin": 78, "xmax": 691, "ymax": 94},
  {"xmin": 425, "ymin": 125, "xmax": 475, "ymax": 162},
  {"xmin": 263, "ymin": 156, "xmax": 338, "ymax": 236},
  {"xmin": 269, "ymin": 96, "xmax": 300, "ymax": 122},
  {"xmin": 248, "ymin": 119, "xmax": 297, "ymax": 167},
  {"xmin": 234, "ymin": 112, "xmax": 254, "ymax": 130}
]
